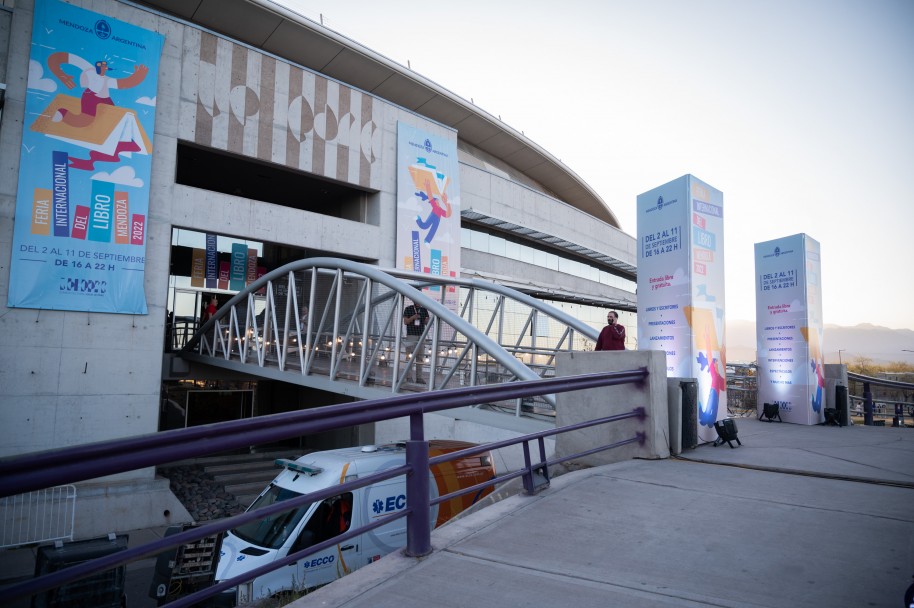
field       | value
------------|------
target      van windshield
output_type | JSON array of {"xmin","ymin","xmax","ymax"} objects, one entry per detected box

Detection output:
[{"xmin": 231, "ymin": 484, "xmax": 311, "ymax": 549}]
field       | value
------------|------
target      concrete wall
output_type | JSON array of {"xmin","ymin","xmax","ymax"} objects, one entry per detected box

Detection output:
[
  {"xmin": 0, "ymin": 0, "xmax": 636, "ymax": 536},
  {"xmin": 554, "ymin": 350, "xmax": 670, "ymax": 466},
  {"xmin": 461, "ymin": 163, "xmax": 636, "ymax": 269}
]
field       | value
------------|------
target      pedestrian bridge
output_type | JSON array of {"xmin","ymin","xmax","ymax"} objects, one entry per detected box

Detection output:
[{"xmin": 180, "ymin": 258, "xmax": 601, "ymax": 417}]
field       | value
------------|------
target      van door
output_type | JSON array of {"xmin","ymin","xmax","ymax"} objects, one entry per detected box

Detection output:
[
  {"xmin": 290, "ymin": 492, "xmax": 361, "ymax": 590},
  {"xmin": 359, "ymin": 475, "xmax": 408, "ymax": 561}
]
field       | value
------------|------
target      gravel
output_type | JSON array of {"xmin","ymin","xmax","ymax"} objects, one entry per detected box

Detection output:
[{"xmin": 158, "ymin": 465, "xmax": 246, "ymax": 521}]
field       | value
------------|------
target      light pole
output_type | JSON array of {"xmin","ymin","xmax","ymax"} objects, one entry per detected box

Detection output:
[{"xmin": 838, "ymin": 349, "xmax": 845, "ymax": 365}]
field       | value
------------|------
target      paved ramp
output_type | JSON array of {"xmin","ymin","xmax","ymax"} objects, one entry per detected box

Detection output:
[{"xmin": 297, "ymin": 419, "xmax": 914, "ymax": 608}]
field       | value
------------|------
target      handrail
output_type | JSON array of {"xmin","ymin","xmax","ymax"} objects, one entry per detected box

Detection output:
[
  {"xmin": 847, "ymin": 371, "xmax": 914, "ymax": 390},
  {"xmin": 0, "ymin": 367, "xmax": 650, "ymax": 606},
  {"xmin": 847, "ymin": 371, "xmax": 914, "ymax": 426}
]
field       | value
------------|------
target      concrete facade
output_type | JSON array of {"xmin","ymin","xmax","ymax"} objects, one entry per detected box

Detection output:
[
  {"xmin": 0, "ymin": 0, "xmax": 636, "ymax": 536},
  {"xmin": 554, "ymin": 350, "xmax": 671, "ymax": 465}
]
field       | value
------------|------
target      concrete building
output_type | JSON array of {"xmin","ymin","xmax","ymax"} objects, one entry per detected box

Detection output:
[{"xmin": 0, "ymin": 0, "xmax": 636, "ymax": 535}]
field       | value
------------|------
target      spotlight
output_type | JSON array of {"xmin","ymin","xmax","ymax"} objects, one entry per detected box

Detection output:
[
  {"xmin": 759, "ymin": 402, "xmax": 782, "ymax": 422},
  {"xmin": 713, "ymin": 419, "xmax": 741, "ymax": 448}
]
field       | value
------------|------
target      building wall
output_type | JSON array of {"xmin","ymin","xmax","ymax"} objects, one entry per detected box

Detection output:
[
  {"xmin": 0, "ymin": 0, "xmax": 636, "ymax": 534},
  {"xmin": 461, "ymin": 162, "xmax": 636, "ymax": 270}
]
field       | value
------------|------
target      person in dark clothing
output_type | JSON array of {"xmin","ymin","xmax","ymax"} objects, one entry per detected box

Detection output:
[
  {"xmin": 402, "ymin": 299, "xmax": 429, "ymax": 383},
  {"xmin": 595, "ymin": 310, "xmax": 626, "ymax": 351}
]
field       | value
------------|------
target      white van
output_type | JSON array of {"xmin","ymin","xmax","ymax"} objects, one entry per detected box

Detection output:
[{"xmin": 215, "ymin": 440, "xmax": 495, "ymax": 605}]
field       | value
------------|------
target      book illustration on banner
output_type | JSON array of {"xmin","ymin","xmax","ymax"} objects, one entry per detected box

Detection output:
[
  {"xmin": 30, "ymin": 52, "xmax": 152, "ymax": 171},
  {"xmin": 686, "ymin": 306, "xmax": 726, "ymax": 428},
  {"xmin": 801, "ymin": 326, "xmax": 825, "ymax": 413},
  {"xmin": 409, "ymin": 158, "xmax": 452, "ymax": 246}
]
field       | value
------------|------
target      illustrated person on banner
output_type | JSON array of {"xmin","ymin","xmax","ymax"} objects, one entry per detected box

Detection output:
[
  {"xmin": 696, "ymin": 325, "xmax": 725, "ymax": 427},
  {"xmin": 44, "ymin": 52, "xmax": 149, "ymax": 170},
  {"xmin": 402, "ymin": 298, "xmax": 429, "ymax": 383},
  {"xmin": 595, "ymin": 311, "xmax": 626, "ymax": 351},
  {"xmin": 48, "ymin": 53, "xmax": 148, "ymax": 127}
]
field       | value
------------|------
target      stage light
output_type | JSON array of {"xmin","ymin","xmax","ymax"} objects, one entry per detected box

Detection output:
[
  {"xmin": 759, "ymin": 402, "xmax": 782, "ymax": 422},
  {"xmin": 713, "ymin": 419, "xmax": 741, "ymax": 448}
]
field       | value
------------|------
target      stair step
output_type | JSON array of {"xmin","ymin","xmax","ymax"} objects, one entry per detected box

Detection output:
[
  {"xmin": 161, "ymin": 449, "xmax": 296, "ymax": 468},
  {"xmin": 211, "ymin": 469, "xmax": 279, "ymax": 486},
  {"xmin": 225, "ymin": 480, "xmax": 274, "ymax": 496},
  {"xmin": 204, "ymin": 460, "xmax": 289, "ymax": 476},
  {"xmin": 236, "ymin": 494, "xmax": 259, "ymax": 508}
]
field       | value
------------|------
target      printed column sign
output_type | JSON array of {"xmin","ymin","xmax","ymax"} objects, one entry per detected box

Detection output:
[
  {"xmin": 205, "ymin": 233, "xmax": 218, "ymax": 288},
  {"xmin": 395, "ymin": 123, "xmax": 461, "ymax": 321},
  {"xmin": 8, "ymin": 0, "xmax": 164, "ymax": 314},
  {"xmin": 754, "ymin": 234, "xmax": 824, "ymax": 425},
  {"xmin": 637, "ymin": 175, "xmax": 726, "ymax": 443}
]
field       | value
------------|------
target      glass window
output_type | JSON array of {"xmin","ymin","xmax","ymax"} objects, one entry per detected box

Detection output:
[
  {"xmin": 232, "ymin": 484, "xmax": 311, "ymax": 549},
  {"xmin": 469, "ymin": 230, "xmax": 488, "ymax": 252},
  {"xmin": 489, "ymin": 235, "xmax": 506, "ymax": 257}
]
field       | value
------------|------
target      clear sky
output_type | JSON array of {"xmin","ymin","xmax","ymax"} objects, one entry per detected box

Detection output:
[{"xmin": 276, "ymin": 0, "xmax": 914, "ymax": 330}]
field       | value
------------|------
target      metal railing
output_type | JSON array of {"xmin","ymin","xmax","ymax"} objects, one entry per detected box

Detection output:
[
  {"xmin": 848, "ymin": 372, "xmax": 914, "ymax": 426},
  {"xmin": 179, "ymin": 258, "xmax": 602, "ymax": 416},
  {"xmin": 726, "ymin": 363, "xmax": 758, "ymax": 416},
  {"xmin": 0, "ymin": 485, "xmax": 76, "ymax": 549},
  {"xmin": 0, "ymin": 368, "xmax": 649, "ymax": 606}
]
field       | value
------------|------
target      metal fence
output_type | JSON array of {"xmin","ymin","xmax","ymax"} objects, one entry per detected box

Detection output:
[
  {"xmin": 0, "ymin": 485, "xmax": 76, "ymax": 549},
  {"xmin": 0, "ymin": 368, "xmax": 649, "ymax": 606},
  {"xmin": 726, "ymin": 363, "xmax": 758, "ymax": 416},
  {"xmin": 182, "ymin": 259, "xmax": 604, "ymax": 418}
]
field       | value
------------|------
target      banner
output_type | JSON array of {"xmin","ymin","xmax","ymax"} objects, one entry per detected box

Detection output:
[
  {"xmin": 395, "ymin": 123, "xmax": 461, "ymax": 314},
  {"xmin": 229, "ymin": 243, "xmax": 247, "ymax": 292},
  {"xmin": 755, "ymin": 234, "xmax": 824, "ymax": 424},
  {"xmin": 205, "ymin": 233, "xmax": 217, "ymax": 288},
  {"xmin": 7, "ymin": 0, "xmax": 163, "ymax": 314},
  {"xmin": 637, "ymin": 175, "xmax": 726, "ymax": 442}
]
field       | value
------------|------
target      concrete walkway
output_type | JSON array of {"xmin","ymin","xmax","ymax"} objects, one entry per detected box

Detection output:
[{"xmin": 296, "ymin": 418, "xmax": 914, "ymax": 608}]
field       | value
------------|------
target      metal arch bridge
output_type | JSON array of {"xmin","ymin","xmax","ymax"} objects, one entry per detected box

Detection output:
[{"xmin": 180, "ymin": 258, "xmax": 601, "ymax": 416}]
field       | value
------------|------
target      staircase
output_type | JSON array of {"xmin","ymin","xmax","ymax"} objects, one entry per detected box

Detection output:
[{"xmin": 161, "ymin": 449, "xmax": 306, "ymax": 513}]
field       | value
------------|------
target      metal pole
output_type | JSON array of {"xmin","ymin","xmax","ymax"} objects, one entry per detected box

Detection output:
[
  {"xmin": 863, "ymin": 381, "xmax": 873, "ymax": 426},
  {"xmin": 405, "ymin": 437, "xmax": 431, "ymax": 557}
]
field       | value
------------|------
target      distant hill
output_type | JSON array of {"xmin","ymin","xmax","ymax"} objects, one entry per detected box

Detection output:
[{"xmin": 725, "ymin": 320, "xmax": 914, "ymax": 366}]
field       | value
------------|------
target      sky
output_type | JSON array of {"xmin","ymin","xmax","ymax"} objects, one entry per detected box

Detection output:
[{"xmin": 276, "ymin": 0, "xmax": 914, "ymax": 331}]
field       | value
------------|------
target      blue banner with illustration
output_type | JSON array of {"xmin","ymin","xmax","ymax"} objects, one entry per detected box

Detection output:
[
  {"xmin": 395, "ymin": 124, "xmax": 461, "ymax": 278},
  {"xmin": 395, "ymin": 123, "xmax": 461, "ymax": 318},
  {"xmin": 7, "ymin": 0, "xmax": 163, "ymax": 314}
]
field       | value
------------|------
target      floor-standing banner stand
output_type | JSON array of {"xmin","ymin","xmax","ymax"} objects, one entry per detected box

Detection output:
[
  {"xmin": 754, "ymin": 234, "xmax": 824, "ymax": 425},
  {"xmin": 637, "ymin": 175, "xmax": 726, "ymax": 443}
]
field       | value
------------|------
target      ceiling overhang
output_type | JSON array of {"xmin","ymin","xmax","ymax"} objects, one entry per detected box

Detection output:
[{"xmin": 133, "ymin": 0, "xmax": 621, "ymax": 227}]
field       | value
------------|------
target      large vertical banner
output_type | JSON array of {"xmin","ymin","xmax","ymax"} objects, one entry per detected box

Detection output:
[
  {"xmin": 396, "ymin": 123, "xmax": 461, "ymax": 311},
  {"xmin": 8, "ymin": 0, "xmax": 163, "ymax": 314},
  {"xmin": 755, "ymin": 234, "xmax": 824, "ymax": 425},
  {"xmin": 637, "ymin": 175, "xmax": 726, "ymax": 442}
]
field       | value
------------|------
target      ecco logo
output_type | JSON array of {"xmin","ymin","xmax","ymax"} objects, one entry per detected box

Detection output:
[
  {"xmin": 372, "ymin": 494, "xmax": 406, "ymax": 514},
  {"xmin": 59, "ymin": 278, "xmax": 107, "ymax": 295},
  {"xmin": 303, "ymin": 555, "xmax": 334, "ymax": 569}
]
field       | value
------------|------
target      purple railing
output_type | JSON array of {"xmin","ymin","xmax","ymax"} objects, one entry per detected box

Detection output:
[{"xmin": 0, "ymin": 368, "xmax": 649, "ymax": 606}]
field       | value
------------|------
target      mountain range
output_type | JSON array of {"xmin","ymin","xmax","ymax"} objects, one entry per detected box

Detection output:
[{"xmin": 725, "ymin": 321, "xmax": 914, "ymax": 366}]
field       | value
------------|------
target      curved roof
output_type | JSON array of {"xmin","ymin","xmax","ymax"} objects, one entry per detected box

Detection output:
[{"xmin": 136, "ymin": 0, "xmax": 620, "ymax": 227}]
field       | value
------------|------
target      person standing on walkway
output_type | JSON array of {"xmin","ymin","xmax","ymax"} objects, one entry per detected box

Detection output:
[
  {"xmin": 403, "ymin": 298, "xmax": 429, "ymax": 383},
  {"xmin": 595, "ymin": 310, "xmax": 626, "ymax": 351}
]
